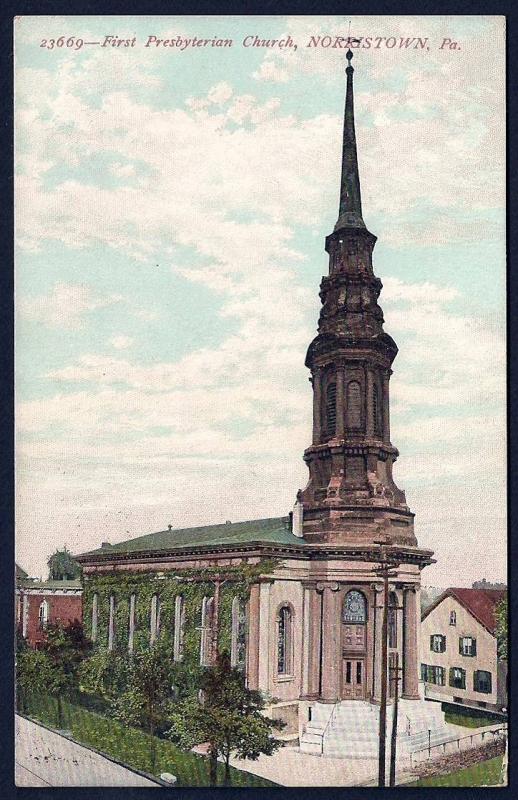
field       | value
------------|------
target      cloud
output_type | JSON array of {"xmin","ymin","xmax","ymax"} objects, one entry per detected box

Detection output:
[
  {"xmin": 18, "ymin": 283, "xmax": 123, "ymax": 329},
  {"xmin": 109, "ymin": 335, "xmax": 134, "ymax": 350}
]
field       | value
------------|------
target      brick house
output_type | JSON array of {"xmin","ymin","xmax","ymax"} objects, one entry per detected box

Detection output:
[
  {"xmin": 16, "ymin": 569, "xmax": 83, "ymax": 648},
  {"xmin": 420, "ymin": 588, "xmax": 507, "ymax": 712}
]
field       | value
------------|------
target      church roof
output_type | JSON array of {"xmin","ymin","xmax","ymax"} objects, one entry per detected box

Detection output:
[
  {"xmin": 421, "ymin": 587, "xmax": 506, "ymax": 635},
  {"xmin": 77, "ymin": 516, "xmax": 305, "ymax": 560}
]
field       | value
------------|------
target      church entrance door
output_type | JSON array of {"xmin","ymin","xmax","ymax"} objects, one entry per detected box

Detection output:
[{"xmin": 342, "ymin": 657, "xmax": 365, "ymax": 699}]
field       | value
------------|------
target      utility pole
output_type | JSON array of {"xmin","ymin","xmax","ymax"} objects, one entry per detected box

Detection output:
[
  {"xmin": 389, "ymin": 650, "xmax": 402, "ymax": 786},
  {"xmin": 373, "ymin": 542, "xmax": 401, "ymax": 788}
]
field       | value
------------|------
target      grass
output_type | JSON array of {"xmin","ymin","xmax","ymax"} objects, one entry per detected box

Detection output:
[
  {"xmin": 21, "ymin": 693, "xmax": 276, "ymax": 787},
  {"xmin": 444, "ymin": 709, "xmax": 501, "ymax": 729},
  {"xmin": 410, "ymin": 755, "xmax": 504, "ymax": 787}
]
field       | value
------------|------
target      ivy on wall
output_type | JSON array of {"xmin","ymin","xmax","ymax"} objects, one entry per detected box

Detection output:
[{"xmin": 83, "ymin": 561, "xmax": 278, "ymax": 668}]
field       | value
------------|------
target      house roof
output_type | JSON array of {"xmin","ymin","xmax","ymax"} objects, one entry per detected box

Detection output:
[
  {"xmin": 18, "ymin": 578, "xmax": 82, "ymax": 591},
  {"xmin": 421, "ymin": 587, "xmax": 506, "ymax": 635},
  {"xmin": 76, "ymin": 516, "xmax": 305, "ymax": 560},
  {"xmin": 15, "ymin": 563, "xmax": 28, "ymax": 579}
]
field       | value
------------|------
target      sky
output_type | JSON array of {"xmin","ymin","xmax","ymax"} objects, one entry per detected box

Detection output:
[{"xmin": 15, "ymin": 15, "xmax": 506, "ymax": 587}]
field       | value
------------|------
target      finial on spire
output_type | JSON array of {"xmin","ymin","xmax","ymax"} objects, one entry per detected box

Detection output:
[{"xmin": 334, "ymin": 46, "xmax": 365, "ymax": 232}]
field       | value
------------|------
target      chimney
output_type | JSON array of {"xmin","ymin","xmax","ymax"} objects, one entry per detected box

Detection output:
[
  {"xmin": 101, "ymin": 541, "xmax": 112, "ymax": 548},
  {"xmin": 168, "ymin": 524, "xmax": 172, "ymax": 531}
]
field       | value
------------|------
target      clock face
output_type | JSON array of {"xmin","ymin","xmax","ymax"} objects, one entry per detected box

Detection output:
[{"xmin": 344, "ymin": 591, "xmax": 366, "ymax": 623}]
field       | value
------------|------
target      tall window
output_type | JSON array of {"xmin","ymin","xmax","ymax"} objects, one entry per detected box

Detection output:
[
  {"xmin": 474, "ymin": 670, "xmax": 492, "ymax": 694},
  {"xmin": 372, "ymin": 383, "xmax": 381, "ymax": 435},
  {"xmin": 449, "ymin": 610, "xmax": 457, "ymax": 626},
  {"xmin": 449, "ymin": 667, "xmax": 466, "ymax": 689},
  {"xmin": 173, "ymin": 596, "xmax": 185, "ymax": 662},
  {"xmin": 230, "ymin": 596, "xmax": 247, "ymax": 669},
  {"xmin": 343, "ymin": 590, "xmax": 367, "ymax": 624},
  {"xmin": 128, "ymin": 593, "xmax": 136, "ymax": 653},
  {"xmin": 38, "ymin": 600, "xmax": 49, "ymax": 630},
  {"xmin": 430, "ymin": 634, "xmax": 446, "ymax": 653},
  {"xmin": 200, "ymin": 597, "xmax": 214, "ymax": 666},
  {"xmin": 150, "ymin": 594, "xmax": 161, "ymax": 645},
  {"xmin": 346, "ymin": 381, "xmax": 362, "ymax": 429},
  {"xmin": 388, "ymin": 592, "xmax": 398, "ymax": 648},
  {"xmin": 91, "ymin": 593, "xmax": 99, "ymax": 643},
  {"xmin": 326, "ymin": 382, "xmax": 337, "ymax": 437},
  {"xmin": 108, "ymin": 595, "xmax": 116, "ymax": 651},
  {"xmin": 459, "ymin": 636, "xmax": 477, "ymax": 657},
  {"xmin": 277, "ymin": 605, "xmax": 293, "ymax": 675}
]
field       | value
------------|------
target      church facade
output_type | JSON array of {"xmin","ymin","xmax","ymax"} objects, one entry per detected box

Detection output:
[{"xmin": 76, "ymin": 52, "xmax": 434, "ymax": 738}]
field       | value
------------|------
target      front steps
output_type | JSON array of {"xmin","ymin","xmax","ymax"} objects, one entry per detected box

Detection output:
[{"xmin": 300, "ymin": 699, "xmax": 453, "ymax": 762}]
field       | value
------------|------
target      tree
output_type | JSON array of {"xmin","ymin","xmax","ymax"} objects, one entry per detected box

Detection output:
[
  {"xmin": 39, "ymin": 621, "xmax": 92, "ymax": 726},
  {"xmin": 496, "ymin": 595, "xmax": 508, "ymax": 660},
  {"xmin": 47, "ymin": 546, "xmax": 81, "ymax": 580},
  {"xmin": 16, "ymin": 647, "xmax": 71, "ymax": 725},
  {"xmin": 167, "ymin": 653, "xmax": 285, "ymax": 785},
  {"xmin": 110, "ymin": 642, "xmax": 176, "ymax": 773}
]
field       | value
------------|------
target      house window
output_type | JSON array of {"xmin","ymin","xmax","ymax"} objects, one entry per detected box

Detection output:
[
  {"xmin": 430, "ymin": 634, "xmax": 446, "ymax": 653},
  {"xmin": 108, "ymin": 595, "xmax": 116, "ymax": 651},
  {"xmin": 150, "ymin": 594, "xmax": 161, "ymax": 645},
  {"xmin": 449, "ymin": 667, "xmax": 466, "ymax": 689},
  {"xmin": 426, "ymin": 665, "xmax": 446, "ymax": 686},
  {"xmin": 38, "ymin": 600, "xmax": 49, "ymax": 630},
  {"xmin": 421, "ymin": 663, "xmax": 427, "ymax": 682},
  {"xmin": 326, "ymin": 382, "xmax": 337, "ymax": 437},
  {"xmin": 450, "ymin": 610, "xmax": 457, "ymax": 626},
  {"xmin": 388, "ymin": 592, "xmax": 398, "ymax": 648},
  {"xmin": 277, "ymin": 605, "xmax": 293, "ymax": 676},
  {"xmin": 459, "ymin": 636, "xmax": 477, "ymax": 657},
  {"xmin": 91, "ymin": 593, "xmax": 98, "ymax": 643},
  {"xmin": 474, "ymin": 670, "xmax": 492, "ymax": 694},
  {"xmin": 173, "ymin": 596, "xmax": 185, "ymax": 662},
  {"xmin": 200, "ymin": 597, "xmax": 214, "ymax": 667},
  {"xmin": 128, "ymin": 593, "xmax": 136, "ymax": 653},
  {"xmin": 346, "ymin": 381, "xmax": 362, "ymax": 429},
  {"xmin": 230, "ymin": 597, "xmax": 246, "ymax": 669},
  {"xmin": 343, "ymin": 590, "xmax": 367, "ymax": 624}
]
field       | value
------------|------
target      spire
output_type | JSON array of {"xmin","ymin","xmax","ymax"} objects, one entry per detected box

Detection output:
[{"xmin": 335, "ymin": 49, "xmax": 365, "ymax": 232}]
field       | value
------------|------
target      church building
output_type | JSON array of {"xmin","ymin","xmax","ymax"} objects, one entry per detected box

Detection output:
[{"xmin": 76, "ymin": 51, "xmax": 442, "ymax": 755}]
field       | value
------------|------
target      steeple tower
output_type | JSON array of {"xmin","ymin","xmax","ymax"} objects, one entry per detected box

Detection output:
[
  {"xmin": 336, "ymin": 50, "xmax": 365, "ymax": 232},
  {"xmin": 298, "ymin": 52, "xmax": 416, "ymax": 547}
]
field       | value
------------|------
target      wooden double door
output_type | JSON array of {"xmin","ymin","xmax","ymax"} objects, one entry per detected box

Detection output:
[{"xmin": 342, "ymin": 622, "xmax": 366, "ymax": 700}]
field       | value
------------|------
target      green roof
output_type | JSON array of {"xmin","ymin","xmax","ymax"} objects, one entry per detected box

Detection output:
[{"xmin": 78, "ymin": 516, "xmax": 306, "ymax": 559}]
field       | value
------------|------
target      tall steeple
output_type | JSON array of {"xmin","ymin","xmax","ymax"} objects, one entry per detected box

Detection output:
[
  {"xmin": 335, "ymin": 49, "xmax": 365, "ymax": 232},
  {"xmin": 298, "ymin": 53, "xmax": 416, "ymax": 549}
]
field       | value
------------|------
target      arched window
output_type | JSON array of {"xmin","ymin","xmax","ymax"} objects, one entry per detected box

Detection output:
[
  {"xmin": 373, "ymin": 383, "xmax": 381, "ymax": 435},
  {"xmin": 38, "ymin": 599, "xmax": 49, "ymax": 630},
  {"xmin": 277, "ymin": 605, "xmax": 293, "ymax": 675},
  {"xmin": 325, "ymin": 382, "xmax": 337, "ymax": 437},
  {"xmin": 173, "ymin": 596, "xmax": 185, "ymax": 662},
  {"xmin": 108, "ymin": 595, "xmax": 116, "ymax": 651},
  {"xmin": 388, "ymin": 592, "xmax": 398, "ymax": 648},
  {"xmin": 230, "ymin": 596, "xmax": 247, "ymax": 669},
  {"xmin": 346, "ymin": 381, "xmax": 362, "ymax": 429},
  {"xmin": 343, "ymin": 590, "xmax": 367, "ymax": 624},
  {"xmin": 150, "ymin": 594, "xmax": 161, "ymax": 645},
  {"xmin": 450, "ymin": 610, "xmax": 457, "ymax": 626},
  {"xmin": 200, "ymin": 597, "xmax": 214, "ymax": 666},
  {"xmin": 91, "ymin": 593, "xmax": 99, "ymax": 643},
  {"xmin": 128, "ymin": 593, "xmax": 136, "ymax": 653}
]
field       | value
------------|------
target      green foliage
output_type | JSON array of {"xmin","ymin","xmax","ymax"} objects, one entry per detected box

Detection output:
[
  {"xmin": 495, "ymin": 595, "xmax": 507, "ymax": 660},
  {"xmin": 47, "ymin": 546, "xmax": 82, "ymax": 580},
  {"xmin": 78, "ymin": 650, "xmax": 131, "ymax": 700},
  {"xmin": 41, "ymin": 620, "xmax": 93, "ymax": 680},
  {"xmin": 167, "ymin": 653, "xmax": 284, "ymax": 785},
  {"xmin": 21, "ymin": 693, "xmax": 276, "ymax": 786},
  {"xmin": 82, "ymin": 560, "xmax": 277, "ymax": 674}
]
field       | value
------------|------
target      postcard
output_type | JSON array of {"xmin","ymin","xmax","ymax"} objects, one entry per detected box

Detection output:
[{"xmin": 14, "ymin": 14, "xmax": 507, "ymax": 788}]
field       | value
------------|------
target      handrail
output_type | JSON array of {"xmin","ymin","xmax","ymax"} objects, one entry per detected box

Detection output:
[
  {"xmin": 321, "ymin": 703, "xmax": 339, "ymax": 755},
  {"xmin": 410, "ymin": 725, "xmax": 506, "ymax": 760}
]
